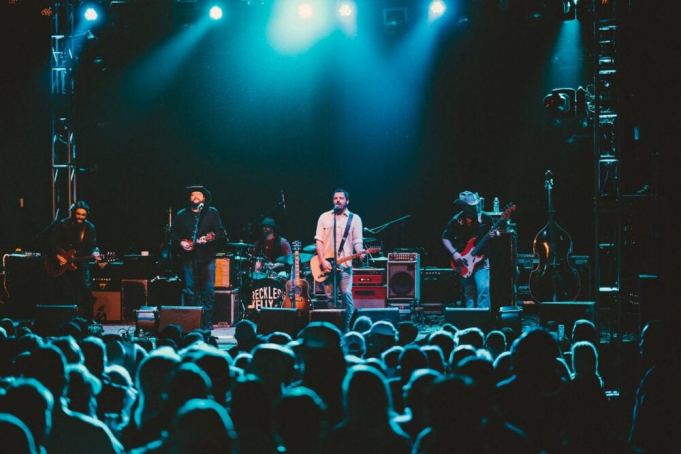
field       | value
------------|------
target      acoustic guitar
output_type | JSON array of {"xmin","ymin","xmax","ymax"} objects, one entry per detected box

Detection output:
[
  {"xmin": 310, "ymin": 247, "xmax": 381, "ymax": 282},
  {"xmin": 45, "ymin": 248, "xmax": 103, "ymax": 277},
  {"xmin": 283, "ymin": 241, "xmax": 311, "ymax": 311}
]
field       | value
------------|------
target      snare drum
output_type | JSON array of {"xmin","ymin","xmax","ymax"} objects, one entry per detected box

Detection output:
[{"xmin": 249, "ymin": 278, "xmax": 285, "ymax": 310}]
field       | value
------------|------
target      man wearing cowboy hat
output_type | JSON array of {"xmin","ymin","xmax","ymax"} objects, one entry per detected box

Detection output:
[
  {"xmin": 442, "ymin": 191, "xmax": 499, "ymax": 309},
  {"xmin": 171, "ymin": 185, "xmax": 227, "ymax": 330},
  {"xmin": 252, "ymin": 217, "xmax": 292, "ymax": 265}
]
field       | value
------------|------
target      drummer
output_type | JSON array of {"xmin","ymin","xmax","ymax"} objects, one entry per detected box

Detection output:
[{"xmin": 252, "ymin": 217, "xmax": 292, "ymax": 274}]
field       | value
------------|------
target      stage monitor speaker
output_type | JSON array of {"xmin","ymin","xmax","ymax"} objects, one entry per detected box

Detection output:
[
  {"xmin": 353, "ymin": 285, "xmax": 387, "ymax": 309},
  {"xmin": 421, "ymin": 268, "xmax": 459, "ymax": 304},
  {"xmin": 387, "ymin": 256, "xmax": 420, "ymax": 300},
  {"xmin": 215, "ymin": 257, "xmax": 231, "ymax": 289},
  {"xmin": 5, "ymin": 255, "xmax": 51, "ymax": 318},
  {"xmin": 93, "ymin": 291, "xmax": 122, "ymax": 322},
  {"xmin": 498, "ymin": 306, "xmax": 522, "ymax": 334},
  {"xmin": 257, "ymin": 308, "xmax": 300, "ymax": 337},
  {"xmin": 122, "ymin": 279, "xmax": 148, "ymax": 322},
  {"xmin": 538, "ymin": 301, "xmax": 595, "ymax": 333},
  {"xmin": 148, "ymin": 278, "xmax": 183, "ymax": 307},
  {"xmin": 215, "ymin": 289, "xmax": 239, "ymax": 325},
  {"xmin": 444, "ymin": 308, "xmax": 492, "ymax": 332},
  {"xmin": 34, "ymin": 304, "xmax": 78, "ymax": 336},
  {"xmin": 158, "ymin": 306, "xmax": 203, "ymax": 333},
  {"xmin": 354, "ymin": 307, "xmax": 401, "ymax": 326},
  {"xmin": 309, "ymin": 309, "xmax": 345, "ymax": 331}
]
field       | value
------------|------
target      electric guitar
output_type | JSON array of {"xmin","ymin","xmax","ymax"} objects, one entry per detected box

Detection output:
[
  {"xmin": 45, "ymin": 248, "xmax": 106, "ymax": 277},
  {"xmin": 310, "ymin": 247, "xmax": 381, "ymax": 283},
  {"xmin": 450, "ymin": 205, "xmax": 516, "ymax": 279},
  {"xmin": 283, "ymin": 241, "xmax": 311, "ymax": 311}
]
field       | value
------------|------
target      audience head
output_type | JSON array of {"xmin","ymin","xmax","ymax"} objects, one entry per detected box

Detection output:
[
  {"xmin": 0, "ymin": 378, "xmax": 54, "ymax": 450},
  {"xmin": 380, "ymin": 345, "xmax": 404, "ymax": 378},
  {"xmin": 571, "ymin": 341, "xmax": 601, "ymax": 380},
  {"xmin": 364, "ymin": 321, "xmax": 398, "ymax": 358},
  {"xmin": 421, "ymin": 345, "xmax": 446, "ymax": 374},
  {"xmin": 234, "ymin": 320, "xmax": 258, "ymax": 345},
  {"xmin": 266, "ymin": 331, "xmax": 293, "ymax": 345},
  {"xmin": 51, "ymin": 336, "xmax": 84, "ymax": 365},
  {"xmin": 449, "ymin": 344, "xmax": 477, "ymax": 370},
  {"xmin": 80, "ymin": 336, "xmax": 107, "ymax": 378},
  {"xmin": 493, "ymin": 351, "xmax": 513, "ymax": 383},
  {"xmin": 168, "ymin": 398, "xmax": 236, "ymax": 454},
  {"xmin": 397, "ymin": 345, "xmax": 428, "ymax": 381},
  {"xmin": 485, "ymin": 330, "xmax": 507, "ymax": 358},
  {"xmin": 66, "ymin": 363, "xmax": 102, "ymax": 417},
  {"xmin": 397, "ymin": 321, "xmax": 419, "ymax": 346},
  {"xmin": 342, "ymin": 331, "xmax": 366, "ymax": 358},
  {"xmin": 274, "ymin": 387, "xmax": 328, "ymax": 453},
  {"xmin": 18, "ymin": 344, "xmax": 68, "ymax": 400},
  {"xmin": 510, "ymin": 327, "xmax": 561, "ymax": 376},
  {"xmin": 403, "ymin": 369, "xmax": 441, "ymax": 417},
  {"xmin": 0, "ymin": 413, "xmax": 37, "ymax": 454},
  {"xmin": 343, "ymin": 365, "xmax": 393, "ymax": 422},
  {"xmin": 247, "ymin": 343, "xmax": 296, "ymax": 397},
  {"xmin": 351, "ymin": 315, "xmax": 373, "ymax": 334},
  {"xmin": 455, "ymin": 327, "xmax": 485, "ymax": 350},
  {"xmin": 428, "ymin": 330, "xmax": 456, "ymax": 362},
  {"xmin": 572, "ymin": 319, "xmax": 598, "ymax": 346}
]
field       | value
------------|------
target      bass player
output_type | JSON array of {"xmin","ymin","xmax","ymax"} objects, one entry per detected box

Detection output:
[{"xmin": 442, "ymin": 191, "xmax": 500, "ymax": 309}]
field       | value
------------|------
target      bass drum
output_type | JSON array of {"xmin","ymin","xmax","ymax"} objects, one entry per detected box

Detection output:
[{"xmin": 249, "ymin": 278, "xmax": 285, "ymax": 310}]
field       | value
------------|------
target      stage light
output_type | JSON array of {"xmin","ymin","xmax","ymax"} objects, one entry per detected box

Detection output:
[
  {"xmin": 298, "ymin": 2, "xmax": 314, "ymax": 19},
  {"xmin": 338, "ymin": 1, "xmax": 353, "ymax": 17},
  {"xmin": 544, "ymin": 87, "xmax": 588, "ymax": 118},
  {"xmin": 84, "ymin": 7, "xmax": 99, "ymax": 21},
  {"xmin": 209, "ymin": 5, "xmax": 223, "ymax": 20},
  {"xmin": 429, "ymin": 0, "xmax": 446, "ymax": 18}
]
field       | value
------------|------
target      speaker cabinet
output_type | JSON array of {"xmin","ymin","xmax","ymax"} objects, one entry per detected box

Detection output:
[
  {"xmin": 34, "ymin": 305, "xmax": 78, "ymax": 336},
  {"xmin": 353, "ymin": 285, "xmax": 387, "ymax": 308},
  {"xmin": 354, "ymin": 307, "xmax": 401, "ymax": 326},
  {"xmin": 489, "ymin": 232, "xmax": 517, "ymax": 310},
  {"xmin": 215, "ymin": 289, "xmax": 239, "ymax": 325},
  {"xmin": 93, "ymin": 291, "xmax": 122, "ymax": 322},
  {"xmin": 309, "ymin": 309, "xmax": 345, "ymax": 331},
  {"xmin": 421, "ymin": 268, "xmax": 459, "ymax": 304},
  {"xmin": 158, "ymin": 306, "xmax": 203, "ymax": 333},
  {"xmin": 538, "ymin": 301, "xmax": 596, "ymax": 332},
  {"xmin": 215, "ymin": 257, "xmax": 231, "ymax": 289},
  {"xmin": 444, "ymin": 308, "xmax": 492, "ymax": 332},
  {"xmin": 387, "ymin": 256, "xmax": 420, "ymax": 300},
  {"xmin": 498, "ymin": 306, "xmax": 522, "ymax": 334},
  {"xmin": 257, "ymin": 308, "xmax": 301, "ymax": 337},
  {"xmin": 122, "ymin": 279, "xmax": 148, "ymax": 322}
]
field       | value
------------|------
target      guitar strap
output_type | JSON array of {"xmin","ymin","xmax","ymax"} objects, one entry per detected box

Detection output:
[{"xmin": 337, "ymin": 213, "xmax": 354, "ymax": 255}]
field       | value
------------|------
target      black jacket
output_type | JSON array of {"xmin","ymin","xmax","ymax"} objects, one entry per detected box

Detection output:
[{"xmin": 170, "ymin": 206, "xmax": 227, "ymax": 263}]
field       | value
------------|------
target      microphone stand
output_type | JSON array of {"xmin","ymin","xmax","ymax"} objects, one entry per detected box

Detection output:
[
  {"xmin": 364, "ymin": 214, "xmax": 411, "ymax": 235},
  {"xmin": 332, "ymin": 207, "xmax": 338, "ymax": 309}
]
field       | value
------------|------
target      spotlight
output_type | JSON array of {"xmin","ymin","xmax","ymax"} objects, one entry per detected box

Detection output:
[
  {"xmin": 298, "ymin": 2, "xmax": 314, "ymax": 19},
  {"xmin": 429, "ymin": 0, "xmax": 446, "ymax": 18},
  {"xmin": 338, "ymin": 1, "xmax": 353, "ymax": 17},
  {"xmin": 209, "ymin": 6, "xmax": 223, "ymax": 20},
  {"xmin": 544, "ymin": 86, "xmax": 588, "ymax": 118},
  {"xmin": 83, "ymin": 7, "xmax": 99, "ymax": 21}
]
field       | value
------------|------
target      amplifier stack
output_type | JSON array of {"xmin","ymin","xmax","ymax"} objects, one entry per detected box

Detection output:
[{"xmin": 352, "ymin": 268, "xmax": 387, "ymax": 309}]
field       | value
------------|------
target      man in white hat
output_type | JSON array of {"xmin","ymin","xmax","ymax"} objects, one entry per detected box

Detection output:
[{"xmin": 441, "ymin": 191, "xmax": 499, "ymax": 309}]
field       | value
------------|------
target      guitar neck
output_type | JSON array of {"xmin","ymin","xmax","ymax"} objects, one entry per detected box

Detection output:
[
  {"xmin": 335, "ymin": 250, "xmax": 364, "ymax": 265},
  {"xmin": 471, "ymin": 217, "xmax": 507, "ymax": 255}
]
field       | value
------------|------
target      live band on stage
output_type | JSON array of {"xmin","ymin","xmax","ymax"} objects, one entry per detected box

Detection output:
[{"xmin": 8, "ymin": 174, "xmax": 586, "ymax": 332}]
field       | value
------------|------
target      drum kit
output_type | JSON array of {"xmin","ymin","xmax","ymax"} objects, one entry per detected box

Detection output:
[{"xmin": 224, "ymin": 241, "xmax": 316, "ymax": 314}]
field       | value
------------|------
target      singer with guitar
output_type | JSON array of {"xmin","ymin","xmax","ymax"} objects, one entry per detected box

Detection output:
[
  {"xmin": 49, "ymin": 201, "xmax": 101, "ymax": 321},
  {"xmin": 442, "ymin": 191, "xmax": 504, "ymax": 310},
  {"xmin": 170, "ymin": 185, "xmax": 227, "ymax": 330},
  {"xmin": 314, "ymin": 189, "xmax": 365, "ymax": 333}
]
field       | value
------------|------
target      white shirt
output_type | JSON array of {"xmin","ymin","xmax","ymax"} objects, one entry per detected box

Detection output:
[{"xmin": 314, "ymin": 209, "xmax": 363, "ymax": 267}]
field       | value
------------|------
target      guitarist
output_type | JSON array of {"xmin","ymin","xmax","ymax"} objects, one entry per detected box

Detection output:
[
  {"xmin": 314, "ymin": 189, "xmax": 365, "ymax": 333},
  {"xmin": 50, "ymin": 201, "xmax": 100, "ymax": 321},
  {"xmin": 170, "ymin": 185, "xmax": 227, "ymax": 330},
  {"xmin": 442, "ymin": 191, "xmax": 500, "ymax": 309}
]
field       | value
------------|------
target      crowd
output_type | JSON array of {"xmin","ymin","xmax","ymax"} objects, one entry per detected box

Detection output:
[{"xmin": 0, "ymin": 312, "xmax": 679, "ymax": 454}]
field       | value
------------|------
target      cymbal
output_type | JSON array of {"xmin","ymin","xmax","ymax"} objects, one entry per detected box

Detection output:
[
  {"xmin": 363, "ymin": 238, "xmax": 378, "ymax": 243},
  {"xmin": 226, "ymin": 241, "xmax": 255, "ymax": 248},
  {"xmin": 302, "ymin": 244, "xmax": 317, "ymax": 253},
  {"xmin": 275, "ymin": 253, "xmax": 314, "ymax": 265},
  {"xmin": 369, "ymin": 257, "xmax": 388, "ymax": 262}
]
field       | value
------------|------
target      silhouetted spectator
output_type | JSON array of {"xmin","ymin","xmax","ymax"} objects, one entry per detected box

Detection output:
[
  {"xmin": 388, "ymin": 345, "xmax": 428, "ymax": 413},
  {"xmin": 393, "ymin": 369, "xmax": 441, "ymax": 443},
  {"xmin": 0, "ymin": 377, "xmax": 54, "ymax": 454},
  {"xmin": 228, "ymin": 320, "xmax": 263, "ymax": 358},
  {"xmin": 66, "ymin": 363, "xmax": 102, "ymax": 418},
  {"xmin": 420, "ymin": 345, "xmax": 445, "ymax": 374},
  {"xmin": 380, "ymin": 345, "xmax": 404, "ymax": 379},
  {"xmin": 247, "ymin": 343, "xmax": 296, "ymax": 399},
  {"xmin": 342, "ymin": 331, "xmax": 366, "ymax": 359},
  {"xmin": 230, "ymin": 376, "xmax": 278, "ymax": 454},
  {"xmin": 427, "ymin": 330, "xmax": 456, "ymax": 365},
  {"xmin": 0, "ymin": 413, "xmax": 37, "ymax": 454},
  {"xmin": 449, "ymin": 344, "xmax": 476, "ymax": 370},
  {"xmin": 630, "ymin": 320, "xmax": 681, "ymax": 453},
  {"xmin": 493, "ymin": 327, "xmax": 568, "ymax": 452},
  {"xmin": 396, "ymin": 321, "xmax": 418, "ymax": 346},
  {"xmin": 485, "ymin": 330, "xmax": 507, "ymax": 359},
  {"xmin": 493, "ymin": 351, "xmax": 512, "ymax": 384},
  {"xmin": 364, "ymin": 321, "xmax": 398, "ymax": 359},
  {"xmin": 455, "ymin": 327, "xmax": 485, "ymax": 350},
  {"xmin": 274, "ymin": 387, "xmax": 328, "ymax": 454},
  {"xmin": 267, "ymin": 331, "xmax": 293, "ymax": 345},
  {"xmin": 181, "ymin": 343, "xmax": 233, "ymax": 407},
  {"xmin": 351, "ymin": 315, "xmax": 372, "ymax": 334},
  {"xmin": 325, "ymin": 365, "xmax": 411, "ymax": 454},
  {"xmin": 167, "ymin": 399, "xmax": 236, "ymax": 454},
  {"xmin": 51, "ymin": 336, "xmax": 85, "ymax": 365},
  {"xmin": 500, "ymin": 326, "xmax": 519, "ymax": 349}
]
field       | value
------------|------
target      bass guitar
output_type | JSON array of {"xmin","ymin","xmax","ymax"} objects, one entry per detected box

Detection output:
[
  {"xmin": 283, "ymin": 241, "xmax": 312, "ymax": 311},
  {"xmin": 310, "ymin": 247, "xmax": 381, "ymax": 283},
  {"xmin": 450, "ymin": 205, "xmax": 516, "ymax": 279},
  {"xmin": 45, "ymin": 248, "xmax": 103, "ymax": 277}
]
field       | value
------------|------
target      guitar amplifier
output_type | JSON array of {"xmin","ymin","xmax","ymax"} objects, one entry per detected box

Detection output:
[
  {"xmin": 388, "ymin": 252, "xmax": 419, "ymax": 262},
  {"xmin": 353, "ymin": 268, "xmax": 385, "ymax": 285},
  {"xmin": 353, "ymin": 285, "xmax": 387, "ymax": 308}
]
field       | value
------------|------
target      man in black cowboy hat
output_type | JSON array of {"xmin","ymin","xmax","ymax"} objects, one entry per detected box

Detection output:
[
  {"xmin": 252, "ymin": 217, "xmax": 292, "ymax": 266},
  {"xmin": 171, "ymin": 185, "xmax": 227, "ymax": 330},
  {"xmin": 442, "ymin": 191, "xmax": 499, "ymax": 309}
]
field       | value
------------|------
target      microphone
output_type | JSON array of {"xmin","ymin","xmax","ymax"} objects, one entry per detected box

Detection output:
[
  {"xmin": 280, "ymin": 190, "xmax": 286, "ymax": 210},
  {"xmin": 197, "ymin": 203, "xmax": 205, "ymax": 211},
  {"xmin": 334, "ymin": 204, "xmax": 341, "ymax": 213}
]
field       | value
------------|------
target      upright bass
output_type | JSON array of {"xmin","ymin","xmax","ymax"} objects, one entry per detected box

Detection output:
[{"xmin": 529, "ymin": 170, "xmax": 581, "ymax": 302}]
